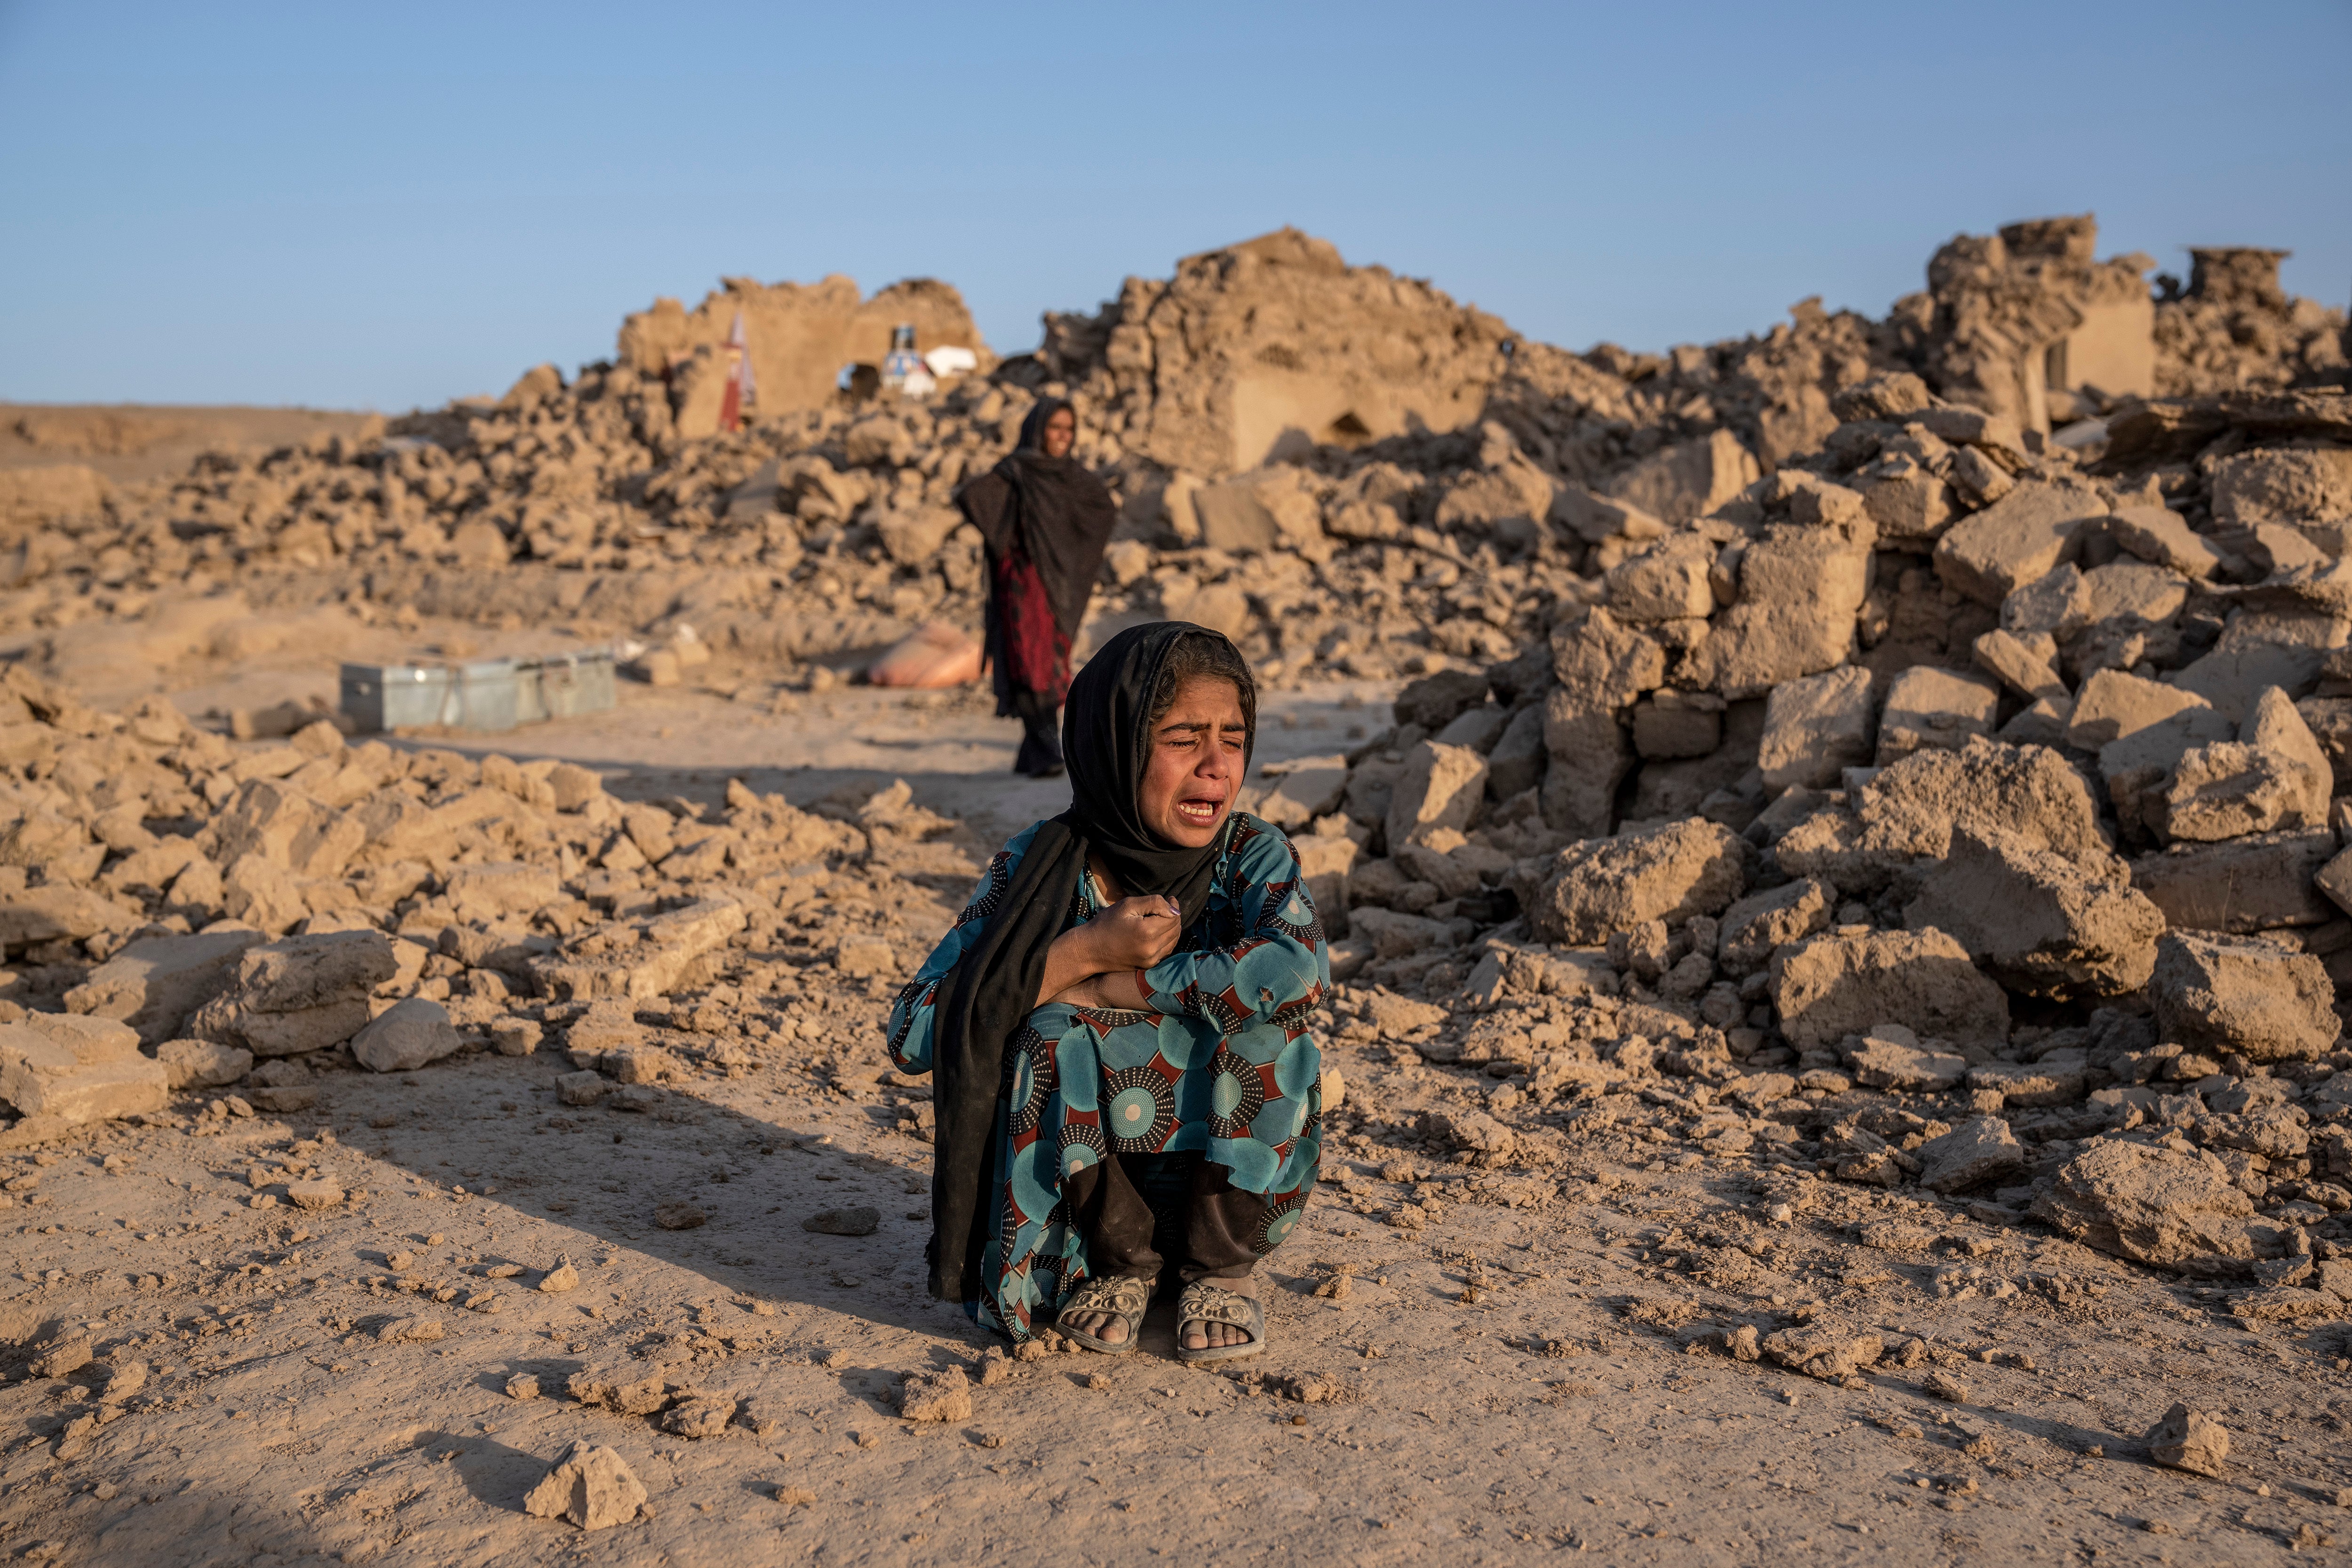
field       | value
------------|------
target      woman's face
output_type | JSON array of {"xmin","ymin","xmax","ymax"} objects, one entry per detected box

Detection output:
[
  {"xmin": 1041, "ymin": 406, "xmax": 1076, "ymax": 459},
  {"xmin": 1139, "ymin": 676, "xmax": 1247, "ymax": 848}
]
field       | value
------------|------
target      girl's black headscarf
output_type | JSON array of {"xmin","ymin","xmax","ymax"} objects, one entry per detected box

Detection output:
[
  {"xmin": 958, "ymin": 397, "xmax": 1118, "ymax": 645},
  {"xmin": 924, "ymin": 621, "xmax": 1254, "ymax": 1304}
]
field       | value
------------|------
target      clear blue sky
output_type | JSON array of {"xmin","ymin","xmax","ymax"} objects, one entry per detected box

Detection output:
[{"xmin": 3, "ymin": 1, "xmax": 2346, "ymax": 411}]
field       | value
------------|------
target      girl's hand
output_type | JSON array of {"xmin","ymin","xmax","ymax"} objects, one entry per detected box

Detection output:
[{"xmin": 1085, "ymin": 894, "xmax": 1181, "ymax": 971}]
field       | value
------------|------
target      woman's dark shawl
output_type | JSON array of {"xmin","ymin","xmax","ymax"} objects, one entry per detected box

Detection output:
[
  {"xmin": 954, "ymin": 398, "xmax": 1118, "ymax": 667},
  {"xmin": 925, "ymin": 620, "xmax": 1253, "ymax": 1304}
]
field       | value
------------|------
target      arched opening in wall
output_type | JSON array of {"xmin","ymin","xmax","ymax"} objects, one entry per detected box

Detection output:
[
  {"xmin": 1323, "ymin": 411, "xmax": 1372, "ymax": 449},
  {"xmin": 837, "ymin": 363, "xmax": 881, "ymax": 402}
]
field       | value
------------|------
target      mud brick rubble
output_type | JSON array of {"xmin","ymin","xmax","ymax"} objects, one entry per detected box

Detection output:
[{"xmin": 3, "ymin": 216, "xmax": 2352, "ymax": 1536}]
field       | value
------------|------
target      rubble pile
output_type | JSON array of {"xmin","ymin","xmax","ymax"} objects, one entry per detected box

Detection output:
[
  {"xmin": 0, "ymin": 663, "xmax": 977, "ymax": 1146},
  {"xmin": 1275, "ymin": 353, "xmax": 2352, "ymax": 1295},
  {"xmin": 2155, "ymin": 247, "xmax": 2352, "ymax": 397},
  {"xmin": 2, "ymin": 220, "xmax": 2342, "ymax": 696}
]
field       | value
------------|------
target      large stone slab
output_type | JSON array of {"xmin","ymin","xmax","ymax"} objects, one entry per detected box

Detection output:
[
  {"xmin": 1933, "ymin": 478, "xmax": 2106, "ymax": 606},
  {"xmin": 2132, "ymin": 830, "xmax": 2337, "ymax": 932},
  {"xmin": 352, "ymin": 997, "xmax": 464, "ymax": 1073},
  {"xmin": 1904, "ymin": 829, "xmax": 2163, "ymax": 998},
  {"xmin": 2032, "ymin": 1139, "xmax": 2263, "ymax": 1276},
  {"xmin": 2151, "ymin": 931, "xmax": 2340, "ymax": 1063},
  {"xmin": 1683, "ymin": 521, "xmax": 1873, "ymax": 699},
  {"xmin": 1875, "ymin": 667, "xmax": 2001, "ymax": 765},
  {"xmin": 1770, "ymin": 927, "xmax": 2010, "ymax": 1051},
  {"xmin": 1511, "ymin": 819, "xmax": 1747, "ymax": 947},
  {"xmin": 62, "ymin": 930, "xmax": 261, "ymax": 1045},
  {"xmin": 0, "ymin": 1015, "xmax": 166, "ymax": 1129},
  {"xmin": 1756, "ymin": 667, "xmax": 1875, "ymax": 792},
  {"xmin": 1386, "ymin": 741, "xmax": 1488, "ymax": 853}
]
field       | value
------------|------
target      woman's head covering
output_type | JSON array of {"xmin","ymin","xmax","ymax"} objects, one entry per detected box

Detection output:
[
  {"xmin": 923, "ymin": 621, "xmax": 1253, "ymax": 1306},
  {"xmin": 1014, "ymin": 396, "xmax": 1071, "ymax": 453},
  {"xmin": 1062, "ymin": 621, "xmax": 1251, "ymax": 929}
]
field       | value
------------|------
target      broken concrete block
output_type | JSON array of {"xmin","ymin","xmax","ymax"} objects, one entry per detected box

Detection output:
[
  {"xmin": 1915, "ymin": 1117, "xmax": 2028, "ymax": 1194},
  {"xmin": 2209, "ymin": 446, "xmax": 2352, "ymax": 530},
  {"xmin": 1844, "ymin": 1029, "xmax": 1968, "ymax": 1092},
  {"xmin": 1484, "ymin": 704, "xmax": 1546, "ymax": 800},
  {"xmin": 2132, "ymin": 830, "xmax": 2337, "ymax": 932},
  {"xmin": 2173, "ymin": 636, "xmax": 2332, "ymax": 726},
  {"xmin": 1510, "ymin": 819, "xmax": 1747, "ymax": 946},
  {"xmin": 1756, "ymin": 667, "xmax": 1875, "ymax": 792},
  {"xmin": 1855, "ymin": 737, "xmax": 2108, "ymax": 866},
  {"xmin": 1716, "ymin": 877, "xmax": 1835, "ymax": 976},
  {"xmin": 1251, "ymin": 756, "xmax": 1348, "ymax": 828},
  {"xmin": 1601, "ymin": 429, "xmax": 1759, "ymax": 526},
  {"xmin": 1904, "ymin": 829, "xmax": 2163, "ymax": 997},
  {"xmin": 1771, "ymin": 927, "xmax": 2009, "ymax": 1051},
  {"xmin": 221, "ymin": 929, "xmax": 397, "ymax": 1015},
  {"xmin": 1757, "ymin": 1319, "xmax": 1883, "ymax": 1382},
  {"xmin": 2106, "ymin": 505, "xmax": 2223, "ymax": 579},
  {"xmin": 1538, "ymin": 694, "xmax": 1632, "ymax": 840},
  {"xmin": 1874, "ymin": 666, "xmax": 2001, "ymax": 765},
  {"xmin": 2031, "ymin": 1140, "xmax": 2260, "ymax": 1275},
  {"xmin": 1386, "ymin": 741, "xmax": 1488, "ymax": 852},
  {"xmin": 2001, "ymin": 563, "xmax": 2089, "ymax": 641},
  {"xmin": 0, "ymin": 1015, "xmax": 166, "ymax": 1128},
  {"xmin": 895, "ymin": 1367, "xmax": 972, "ymax": 1423},
  {"xmin": 538, "ymin": 898, "xmax": 751, "ymax": 1003},
  {"xmin": 445, "ymin": 861, "xmax": 562, "ymax": 920},
  {"xmin": 0, "ymin": 885, "xmax": 137, "ymax": 950},
  {"xmin": 1683, "ymin": 521, "xmax": 1873, "ymax": 699},
  {"xmin": 1966, "ymin": 1052, "xmax": 2088, "ymax": 1108},
  {"xmin": 1630, "ymin": 691, "xmax": 1723, "ymax": 760},
  {"xmin": 186, "ymin": 929, "xmax": 397, "ymax": 1057},
  {"xmin": 1860, "ymin": 471, "xmax": 1955, "ymax": 541},
  {"xmin": 2076, "ymin": 561, "xmax": 2190, "ymax": 631},
  {"xmin": 556, "ymin": 1070, "xmax": 608, "ymax": 1106},
  {"xmin": 2160, "ymin": 742, "xmax": 2311, "ymax": 842},
  {"xmin": 198, "ymin": 777, "xmax": 364, "ymax": 880},
  {"xmin": 2151, "ymin": 931, "xmax": 2340, "ymax": 1063},
  {"xmin": 2146, "ymin": 1404, "xmax": 2230, "ymax": 1478},
  {"xmin": 2242, "ymin": 685, "xmax": 2332, "ymax": 825},
  {"xmin": 1971, "ymin": 629, "xmax": 2066, "ymax": 702},
  {"xmin": 523, "ymin": 1440, "xmax": 647, "ymax": 1531},
  {"xmin": 61, "ymin": 930, "xmax": 262, "ymax": 1045},
  {"xmin": 1932, "ymin": 478, "xmax": 2105, "ymax": 606},
  {"xmin": 351, "ymin": 997, "xmax": 464, "ymax": 1074},
  {"xmin": 1605, "ymin": 533, "xmax": 1716, "ymax": 623},
  {"xmin": 1550, "ymin": 606, "xmax": 1665, "ymax": 712},
  {"xmin": 1349, "ymin": 906, "xmax": 1462, "ymax": 959},
  {"xmin": 154, "ymin": 1037, "xmax": 252, "ymax": 1089}
]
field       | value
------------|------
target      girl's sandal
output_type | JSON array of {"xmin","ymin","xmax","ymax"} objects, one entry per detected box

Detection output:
[
  {"xmin": 1175, "ymin": 1280, "xmax": 1265, "ymax": 1364},
  {"xmin": 1054, "ymin": 1274, "xmax": 1151, "ymax": 1355}
]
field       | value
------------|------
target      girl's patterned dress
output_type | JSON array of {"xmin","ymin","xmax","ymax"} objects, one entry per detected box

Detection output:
[{"xmin": 887, "ymin": 812, "xmax": 1329, "ymax": 1339}]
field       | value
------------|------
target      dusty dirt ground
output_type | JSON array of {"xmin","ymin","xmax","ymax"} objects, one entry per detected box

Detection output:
[{"xmin": 2, "ymin": 612, "xmax": 2350, "ymax": 1568}]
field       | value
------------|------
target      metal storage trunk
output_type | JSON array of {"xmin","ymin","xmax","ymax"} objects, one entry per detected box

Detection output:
[
  {"xmin": 516, "ymin": 651, "xmax": 618, "ymax": 724},
  {"xmin": 341, "ymin": 649, "xmax": 618, "ymax": 734},
  {"xmin": 341, "ymin": 659, "xmax": 522, "ymax": 733}
]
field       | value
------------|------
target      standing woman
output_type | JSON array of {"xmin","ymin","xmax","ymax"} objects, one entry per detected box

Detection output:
[
  {"xmin": 955, "ymin": 398, "xmax": 1117, "ymax": 778},
  {"xmin": 886, "ymin": 622, "xmax": 1328, "ymax": 1359}
]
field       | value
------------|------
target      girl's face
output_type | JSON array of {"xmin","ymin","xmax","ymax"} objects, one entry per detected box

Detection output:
[
  {"xmin": 1139, "ymin": 677, "xmax": 1246, "ymax": 848},
  {"xmin": 1042, "ymin": 406, "xmax": 1076, "ymax": 459}
]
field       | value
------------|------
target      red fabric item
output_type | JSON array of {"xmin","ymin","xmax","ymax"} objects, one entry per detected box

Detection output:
[{"xmin": 993, "ymin": 550, "xmax": 1072, "ymax": 702}]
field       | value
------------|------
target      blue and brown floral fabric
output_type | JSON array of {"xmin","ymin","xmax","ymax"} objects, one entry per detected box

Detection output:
[{"xmin": 888, "ymin": 813, "xmax": 1328, "ymax": 1338}]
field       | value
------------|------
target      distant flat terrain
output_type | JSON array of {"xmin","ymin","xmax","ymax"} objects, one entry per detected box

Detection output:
[{"xmin": 0, "ymin": 400, "xmax": 384, "ymax": 484}]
